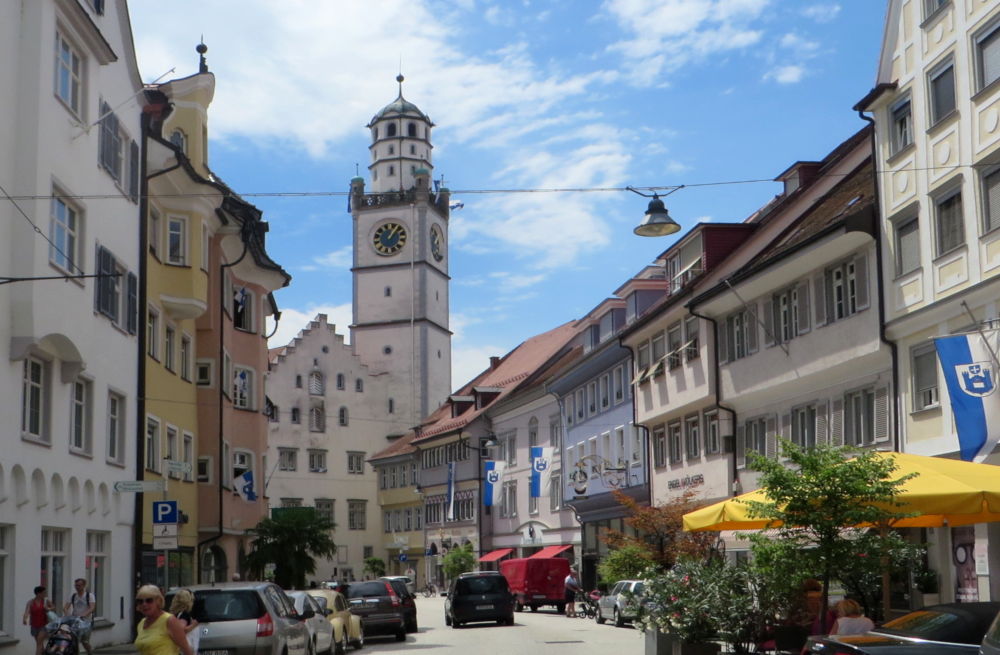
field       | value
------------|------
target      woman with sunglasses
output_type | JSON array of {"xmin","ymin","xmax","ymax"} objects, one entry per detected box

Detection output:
[{"xmin": 133, "ymin": 585, "xmax": 194, "ymax": 655}]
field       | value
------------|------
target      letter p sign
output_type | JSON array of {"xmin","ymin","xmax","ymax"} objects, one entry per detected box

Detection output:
[{"xmin": 153, "ymin": 500, "xmax": 178, "ymax": 524}]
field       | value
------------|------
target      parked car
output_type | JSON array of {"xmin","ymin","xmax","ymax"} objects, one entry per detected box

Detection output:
[
  {"xmin": 499, "ymin": 557, "xmax": 570, "ymax": 613},
  {"xmin": 380, "ymin": 575, "xmax": 415, "ymax": 596},
  {"xmin": 305, "ymin": 590, "xmax": 364, "ymax": 653},
  {"xmin": 445, "ymin": 571, "xmax": 515, "ymax": 628},
  {"xmin": 165, "ymin": 582, "xmax": 309, "ymax": 655},
  {"xmin": 344, "ymin": 580, "xmax": 406, "ymax": 642},
  {"xmin": 805, "ymin": 602, "xmax": 1000, "ymax": 655},
  {"xmin": 286, "ymin": 591, "xmax": 334, "ymax": 655},
  {"xmin": 596, "ymin": 579, "xmax": 645, "ymax": 627},
  {"xmin": 378, "ymin": 577, "xmax": 418, "ymax": 632}
]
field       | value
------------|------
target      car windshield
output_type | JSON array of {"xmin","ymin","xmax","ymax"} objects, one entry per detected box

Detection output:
[
  {"xmin": 876, "ymin": 610, "xmax": 972, "ymax": 643},
  {"xmin": 192, "ymin": 590, "xmax": 264, "ymax": 622},
  {"xmin": 456, "ymin": 576, "xmax": 509, "ymax": 595},
  {"xmin": 347, "ymin": 582, "xmax": 390, "ymax": 598}
]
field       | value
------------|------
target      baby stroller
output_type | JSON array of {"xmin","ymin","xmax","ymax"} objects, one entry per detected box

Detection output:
[{"xmin": 44, "ymin": 617, "xmax": 86, "ymax": 655}]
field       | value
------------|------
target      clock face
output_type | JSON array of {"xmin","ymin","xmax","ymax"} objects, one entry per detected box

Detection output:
[
  {"xmin": 430, "ymin": 225, "xmax": 444, "ymax": 262},
  {"xmin": 373, "ymin": 222, "xmax": 407, "ymax": 255}
]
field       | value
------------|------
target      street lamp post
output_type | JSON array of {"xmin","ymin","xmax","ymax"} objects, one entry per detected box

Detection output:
[
  {"xmin": 476, "ymin": 435, "xmax": 498, "ymax": 566},
  {"xmin": 627, "ymin": 185, "xmax": 684, "ymax": 237}
]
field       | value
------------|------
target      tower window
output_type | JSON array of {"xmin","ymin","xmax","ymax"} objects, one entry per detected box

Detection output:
[
  {"xmin": 387, "ymin": 123, "xmax": 397, "ymax": 137},
  {"xmin": 388, "ymin": 145, "xmax": 394, "ymax": 155},
  {"xmin": 408, "ymin": 123, "xmax": 417, "ymax": 137},
  {"xmin": 372, "ymin": 169, "xmax": 378, "ymax": 181},
  {"xmin": 388, "ymin": 398, "xmax": 395, "ymax": 414},
  {"xmin": 384, "ymin": 286, "xmax": 392, "ymax": 297},
  {"xmin": 372, "ymin": 127, "xmax": 378, "ymax": 140},
  {"xmin": 383, "ymin": 346, "xmax": 393, "ymax": 355},
  {"xmin": 388, "ymin": 165, "xmax": 395, "ymax": 176},
  {"xmin": 410, "ymin": 145, "xmax": 415, "ymax": 154},
  {"xmin": 411, "ymin": 165, "xmax": 416, "ymax": 174}
]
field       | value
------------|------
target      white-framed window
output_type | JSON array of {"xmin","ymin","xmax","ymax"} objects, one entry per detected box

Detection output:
[
  {"xmin": 982, "ymin": 167, "xmax": 1000, "ymax": 235},
  {"xmin": 529, "ymin": 493, "xmax": 538, "ymax": 515},
  {"xmin": 613, "ymin": 365, "xmax": 625, "ymax": 402},
  {"xmin": 668, "ymin": 422, "xmax": 682, "ymax": 464},
  {"xmin": 355, "ymin": 378, "xmax": 364, "ymax": 392},
  {"xmin": 278, "ymin": 448, "xmax": 297, "ymax": 471},
  {"xmin": 746, "ymin": 417, "xmax": 766, "ymax": 455},
  {"xmin": 164, "ymin": 325, "xmax": 176, "ymax": 372},
  {"xmin": 599, "ymin": 374, "xmax": 610, "ymax": 409},
  {"xmin": 336, "ymin": 373, "xmax": 345, "ymax": 390},
  {"xmin": 348, "ymin": 452, "xmax": 365, "ymax": 474},
  {"xmin": 651, "ymin": 333, "xmax": 667, "ymax": 370},
  {"xmin": 500, "ymin": 481, "xmax": 517, "ymax": 518},
  {"xmin": 549, "ymin": 415, "xmax": 561, "ymax": 450},
  {"xmin": 895, "ymin": 216, "xmax": 921, "ymax": 276},
  {"xmin": 233, "ymin": 287, "xmax": 253, "ymax": 331},
  {"xmin": 232, "ymin": 366, "xmax": 253, "ymax": 410},
  {"xmin": 107, "ymin": 391, "xmax": 125, "ymax": 465},
  {"xmin": 232, "ymin": 450, "xmax": 252, "ymax": 492},
  {"xmin": 95, "ymin": 246, "xmax": 138, "ymax": 334},
  {"xmin": 348, "ymin": 500, "xmax": 366, "ymax": 530},
  {"xmin": 180, "ymin": 335, "xmax": 192, "ymax": 381},
  {"xmin": 975, "ymin": 18, "xmax": 1000, "ymax": 91},
  {"xmin": 923, "ymin": 0, "xmax": 948, "ymax": 20},
  {"xmin": 913, "ymin": 344, "xmax": 940, "ymax": 411},
  {"xmin": 166, "ymin": 426, "xmax": 179, "ymax": 478},
  {"xmin": 652, "ymin": 426, "xmax": 666, "ymax": 467},
  {"xmin": 705, "ymin": 411, "xmax": 721, "ymax": 454},
  {"xmin": 147, "ymin": 307, "xmax": 160, "ymax": 360},
  {"xmin": 85, "ymin": 531, "xmax": 108, "ymax": 621},
  {"xmin": 575, "ymin": 388, "xmax": 585, "ymax": 421},
  {"xmin": 685, "ymin": 415, "xmax": 700, "ymax": 459},
  {"xmin": 309, "ymin": 450, "xmax": 327, "ymax": 473},
  {"xmin": 50, "ymin": 195, "xmax": 80, "ymax": 273},
  {"xmin": 928, "ymin": 58, "xmax": 956, "ymax": 125},
  {"xmin": 309, "ymin": 371, "xmax": 324, "ymax": 395},
  {"xmin": 145, "ymin": 417, "xmax": 161, "ymax": 472},
  {"xmin": 306, "ymin": 404, "xmax": 323, "ymax": 431},
  {"xmin": 69, "ymin": 377, "xmax": 92, "ymax": 454},
  {"xmin": 528, "ymin": 417, "xmax": 538, "ymax": 448},
  {"xmin": 22, "ymin": 356, "xmax": 49, "ymax": 442},
  {"xmin": 338, "ymin": 406, "xmax": 348, "ymax": 427},
  {"xmin": 666, "ymin": 323, "xmax": 682, "ymax": 369},
  {"xmin": 889, "ymin": 96, "xmax": 912, "ymax": 156},
  {"xmin": 934, "ymin": 186, "xmax": 964, "ymax": 256},
  {"xmin": 291, "ymin": 407, "xmax": 301, "ymax": 424},
  {"xmin": 195, "ymin": 360, "xmax": 213, "ymax": 386},
  {"xmin": 773, "ymin": 286, "xmax": 799, "ymax": 343},
  {"xmin": 54, "ymin": 31, "xmax": 82, "ymax": 116},
  {"xmin": 684, "ymin": 317, "xmax": 700, "ymax": 361},
  {"xmin": 792, "ymin": 405, "xmax": 817, "ymax": 449},
  {"xmin": 197, "ymin": 456, "xmax": 211, "ymax": 483},
  {"xmin": 281, "ymin": 497, "xmax": 302, "ymax": 508},
  {"xmin": 828, "ymin": 259, "xmax": 860, "ymax": 321},
  {"xmin": 724, "ymin": 309, "xmax": 753, "ymax": 361},
  {"xmin": 845, "ymin": 388, "xmax": 876, "ymax": 446},
  {"xmin": 550, "ymin": 470, "xmax": 562, "ymax": 510},
  {"xmin": 169, "ymin": 129, "xmax": 187, "ymax": 153},
  {"xmin": 167, "ymin": 216, "xmax": 187, "ymax": 265},
  {"xmin": 183, "ymin": 433, "xmax": 194, "ymax": 482},
  {"xmin": 149, "ymin": 208, "xmax": 161, "ymax": 257},
  {"xmin": 40, "ymin": 528, "xmax": 68, "ymax": 609},
  {"xmin": 98, "ymin": 101, "xmax": 139, "ymax": 200},
  {"xmin": 315, "ymin": 499, "xmax": 334, "ymax": 524}
]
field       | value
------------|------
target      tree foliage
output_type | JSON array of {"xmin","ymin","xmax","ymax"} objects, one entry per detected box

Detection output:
[
  {"xmin": 244, "ymin": 508, "xmax": 337, "ymax": 590},
  {"xmin": 364, "ymin": 557, "xmax": 386, "ymax": 578},
  {"xmin": 597, "ymin": 543, "xmax": 650, "ymax": 587},
  {"xmin": 442, "ymin": 543, "xmax": 475, "ymax": 579},
  {"xmin": 602, "ymin": 489, "xmax": 717, "ymax": 572},
  {"xmin": 745, "ymin": 440, "xmax": 923, "ymax": 622}
]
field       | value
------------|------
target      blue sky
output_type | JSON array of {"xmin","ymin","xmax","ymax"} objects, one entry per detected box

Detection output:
[{"xmin": 129, "ymin": 1, "xmax": 885, "ymax": 388}]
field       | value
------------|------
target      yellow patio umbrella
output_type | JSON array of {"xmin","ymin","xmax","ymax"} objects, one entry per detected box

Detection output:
[{"xmin": 683, "ymin": 451, "xmax": 1000, "ymax": 532}]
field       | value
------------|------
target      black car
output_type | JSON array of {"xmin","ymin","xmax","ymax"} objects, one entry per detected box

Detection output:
[
  {"xmin": 445, "ymin": 571, "xmax": 515, "ymax": 628},
  {"xmin": 806, "ymin": 602, "xmax": 1000, "ymax": 655},
  {"xmin": 344, "ymin": 580, "xmax": 406, "ymax": 642},
  {"xmin": 378, "ymin": 577, "xmax": 418, "ymax": 633}
]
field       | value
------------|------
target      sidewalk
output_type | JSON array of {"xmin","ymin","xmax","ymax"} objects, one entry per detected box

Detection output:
[{"xmin": 93, "ymin": 643, "xmax": 138, "ymax": 655}]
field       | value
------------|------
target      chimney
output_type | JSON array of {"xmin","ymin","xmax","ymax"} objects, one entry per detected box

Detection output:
[{"xmin": 490, "ymin": 356, "xmax": 501, "ymax": 369}]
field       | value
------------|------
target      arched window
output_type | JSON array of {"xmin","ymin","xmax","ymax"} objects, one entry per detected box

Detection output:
[
  {"xmin": 308, "ymin": 371, "xmax": 324, "ymax": 395},
  {"xmin": 388, "ymin": 144, "xmax": 394, "ymax": 155},
  {"xmin": 170, "ymin": 129, "xmax": 187, "ymax": 153},
  {"xmin": 338, "ymin": 407, "xmax": 349, "ymax": 426},
  {"xmin": 336, "ymin": 373, "xmax": 345, "ymax": 390},
  {"xmin": 410, "ymin": 144, "xmax": 416, "ymax": 154},
  {"xmin": 388, "ymin": 165, "xmax": 395, "ymax": 176},
  {"xmin": 295, "ymin": 375, "xmax": 302, "ymax": 388},
  {"xmin": 355, "ymin": 378, "xmax": 364, "ymax": 393},
  {"xmin": 529, "ymin": 417, "xmax": 539, "ymax": 447},
  {"xmin": 387, "ymin": 123, "xmax": 397, "ymax": 137},
  {"xmin": 290, "ymin": 407, "xmax": 300, "ymax": 424},
  {"xmin": 407, "ymin": 122, "xmax": 417, "ymax": 137},
  {"xmin": 310, "ymin": 405, "xmax": 325, "ymax": 432},
  {"xmin": 388, "ymin": 398, "xmax": 395, "ymax": 414}
]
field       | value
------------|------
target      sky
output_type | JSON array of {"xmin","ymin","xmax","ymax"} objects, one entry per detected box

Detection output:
[{"xmin": 128, "ymin": 0, "xmax": 886, "ymax": 389}]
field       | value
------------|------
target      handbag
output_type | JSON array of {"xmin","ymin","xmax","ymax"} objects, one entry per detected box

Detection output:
[{"xmin": 186, "ymin": 626, "xmax": 200, "ymax": 654}]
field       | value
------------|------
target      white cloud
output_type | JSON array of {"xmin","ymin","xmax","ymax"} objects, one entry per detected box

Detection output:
[
  {"xmin": 489, "ymin": 271, "xmax": 547, "ymax": 290},
  {"xmin": 266, "ymin": 303, "xmax": 353, "ymax": 349},
  {"xmin": 802, "ymin": 3, "xmax": 841, "ymax": 23},
  {"xmin": 764, "ymin": 64, "xmax": 806, "ymax": 84},
  {"xmin": 312, "ymin": 246, "xmax": 353, "ymax": 270}
]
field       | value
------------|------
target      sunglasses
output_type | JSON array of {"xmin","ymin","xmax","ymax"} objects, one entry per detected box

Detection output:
[{"xmin": 137, "ymin": 598, "xmax": 157, "ymax": 604}]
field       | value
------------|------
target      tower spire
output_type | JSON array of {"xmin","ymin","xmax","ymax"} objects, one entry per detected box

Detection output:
[{"xmin": 396, "ymin": 73, "xmax": 404, "ymax": 98}]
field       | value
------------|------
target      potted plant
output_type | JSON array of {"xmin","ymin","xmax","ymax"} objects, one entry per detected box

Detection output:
[
  {"xmin": 914, "ymin": 569, "xmax": 939, "ymax": 606},
  {"xmin": 637, "ymin": 560, "xmax": 721, "ymax": 655}
]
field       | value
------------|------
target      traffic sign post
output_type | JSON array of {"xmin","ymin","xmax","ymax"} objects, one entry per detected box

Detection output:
[{"xmin": 113, "ymin": 480, "xmax": 166, "ymax": 493}]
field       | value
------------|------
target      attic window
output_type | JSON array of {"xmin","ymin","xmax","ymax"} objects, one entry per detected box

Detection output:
[{"xmin": 783, "ymin": 172, "xmax": 800, "ymax": 195}]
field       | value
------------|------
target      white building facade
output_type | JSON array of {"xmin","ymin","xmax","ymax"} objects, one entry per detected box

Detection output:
[{"xmin": 0, "ymin": 0, "xmax": 143, "ymax": 650}]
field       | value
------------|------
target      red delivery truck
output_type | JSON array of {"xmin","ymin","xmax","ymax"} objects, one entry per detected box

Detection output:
[{"xmin": 499, "ymin": 557, "xmax": 571, "ymax": 613}]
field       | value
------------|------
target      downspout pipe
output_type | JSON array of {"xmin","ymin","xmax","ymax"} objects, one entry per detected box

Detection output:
[
  {"xmin": 617, "ymin": 340, "xmax": 652, "ymax": 506},
  {"xmin": 856, "ymin": 111, "xmax": 900, "ymax": 452},
  {"xmin": 687, "ymin": 307, "xmax": 739, "ymax": 493}
]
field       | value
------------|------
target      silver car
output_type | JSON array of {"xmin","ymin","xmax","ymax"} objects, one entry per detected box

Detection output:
[
  {"xmin": 169, "ymin": 582, "xmax": 309, "ymax": 655},
  {"xmin": 596, "ymin": 579, "xmax": 645, "ymax": 627},
  {"xmin": 287, "ymin": 591, "xmax": 334, "ymax": 655}
]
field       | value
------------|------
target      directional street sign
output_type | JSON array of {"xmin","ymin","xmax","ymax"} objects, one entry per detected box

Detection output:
[
  {"xmin": 113, "ymin": 480, "xmax": 166, "ymax": 493},
  {"xmin": 156, "ymin": 524, "xmax": 178, "ymax": 537},
  {"xmin": 153, "ymin": 536, "xmax": 177, "ymax": 550},
  {"xmin": 152, "ymin": 500, "xmax": 178, "ymax": 524},
  {"xmin": 398, "ymin": 553, "xmax": 408, "ymax": 562},
  {"xmin": 167, "ymin": 461, "xmax": 192, "ymax": 475}
]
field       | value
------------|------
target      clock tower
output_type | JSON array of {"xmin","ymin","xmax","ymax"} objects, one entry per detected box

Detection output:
[{"xmin": 350, "ymin": 76, "xmax": 452, "ymax": 424}]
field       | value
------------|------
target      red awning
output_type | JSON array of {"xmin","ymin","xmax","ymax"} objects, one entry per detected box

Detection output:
[
  {"xmin": 478, "ymin": 548, "xmax": 514, "ymax": 563},
  {"xmin": 528, "ymin": 544, "xmax": 572, "ymax": 559}
]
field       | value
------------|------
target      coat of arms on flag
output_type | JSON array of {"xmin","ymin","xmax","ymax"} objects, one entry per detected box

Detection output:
[{"xmin": 956, "ymin": 362, "xmax": 995, "ymax": 397}]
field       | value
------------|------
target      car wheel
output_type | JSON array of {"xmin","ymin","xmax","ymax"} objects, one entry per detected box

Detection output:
[
  {"xmin": 333, "ymin": 630, "xmax": 345, "ymax": 655},
  {"xmin": 514, "ymin": 600, "xmax": 523, "ymax": 612},
  {"xmin": 595, "ymin": 607, "xmax": 606, "ymax": 625},
  {"xmin": 452, "ymin": 620, "xmax": 462, "ymax": 629},
  {"xmin": 614, "ymin": 608, "xmax": 624, "ymax": 627},
  {"xmin": 406, "ymin": 616, "xmax": 417, "ymax": 633},
  {"xmin": 445, "ymin": 613, "xmax": 452, "ymax": 626},
  {"xmin": 351, "ymin": 624, "xmax": 364, "ymax": 650},
  {"xmin": 529, "ymin": 605, "xmax": 538, "ymax": 612},
  {"xmin": 506, "ymin": 615, "xmax": 515, "ymax": 626}
]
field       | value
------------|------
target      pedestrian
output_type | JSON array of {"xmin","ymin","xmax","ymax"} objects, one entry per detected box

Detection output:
[
  {"xmin": 134, "ymin": 584, "xmax": 193, "ymax": 655},
  {"xmin": 23, "ymin": 585, "xmax": 55, "ymax": 655},
  {"xmin": 563, "ymin": 568, "xmax": 581, "ymax": 618},
  {"xmin": 64, "ymin": 578, "xmax": 95, "ymax": 655},
  {"xmin": 830, "ymin": 599, "xmax": 874, "ymax": 636},
  {"xmin": 168, "ymin": 589, "xmax": 199, "ymax": 654}
]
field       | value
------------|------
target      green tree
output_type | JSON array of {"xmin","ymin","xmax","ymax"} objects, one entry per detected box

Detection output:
[
  {"xmin": 442, "ymin": 543, "xmax": 475, "ymax": 579},
  {"xmin": 364, "ymin": 556, "xmax": 386, "ymax": 578},
  {"xmin": 596, "ymin": 543, "xmax": 650, "ymax": 587},
  {"xmin": 244, "ymin": 508, "xmax": 337, "ymax": 589},
  {"xmin": 745, "ymin": 440, "xmax": 923, "ymax": 623}
]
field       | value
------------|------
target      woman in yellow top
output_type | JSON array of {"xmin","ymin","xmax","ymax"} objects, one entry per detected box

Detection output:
[{"xmin": 134, "ymin": 585, "xmax": 194, "ymax": 655}]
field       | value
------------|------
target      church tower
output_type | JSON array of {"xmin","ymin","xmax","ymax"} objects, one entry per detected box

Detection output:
[{"xmin": 350, "ymin": 76, "xmax": 452, "ymax": 425}]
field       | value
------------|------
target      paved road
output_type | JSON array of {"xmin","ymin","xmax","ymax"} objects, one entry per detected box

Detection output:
[{"xmin": 360, "ymin": 595, "xmax": 647, "ymax": 654}]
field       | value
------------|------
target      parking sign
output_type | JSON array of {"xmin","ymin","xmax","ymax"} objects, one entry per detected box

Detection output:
[{"xmin": 152, "ymin": 500, "xmax": 178, "ymax": 524}]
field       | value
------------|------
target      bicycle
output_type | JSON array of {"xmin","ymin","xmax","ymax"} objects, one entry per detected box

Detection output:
[
  {"xmin": 421, "ymin": 583, "xmax": 438, "ymax": 598},
  {"xmin": 575, "ymin": 591, "xmax": 598, "ymax": 619}
]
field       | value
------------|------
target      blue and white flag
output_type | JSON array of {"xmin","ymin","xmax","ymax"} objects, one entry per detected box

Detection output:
[
  {"xmin": 234, "ymin": 286, "xmax": 247, "ymax": 311},
  {"xmin": 935, "ymin": 333, "xmax": 1000, "ymax": 461},
  {"xmin": 482, "ymin": 460, "xmax": 506, "ymax": 506},
  {"xmin": 446, "ymin": 461, "xmax": 456, "ymax": 521},
  {"xmin": 236, "ymin": 470, "xmax": 257, "ymax": 502},
  {"xmin": 530, "ymin": 446, "xmax": 554, "ymax": 498},
  {"xmin": 449, "ymin": 200, "xmax": 464, "ymax": 211}
]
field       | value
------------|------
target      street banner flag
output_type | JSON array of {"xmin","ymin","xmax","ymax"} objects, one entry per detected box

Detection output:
[
  {"xmin": 483, "ymin": 460, "xmax": 506, "ymax": 506},
  {"xmin": 934, "ymin": 333, "xmax": 1000, "ymax": 461},
  {"xmin": 530, "ymin": 446, "xmax": 554, "ymax": 498},
  {"xmin": 237, "ymin": 470, "xmax": 257, "ymax": 502},
  {"xmin": 446, "ymin": 461, "xmax": 456, "ymax": 520}
]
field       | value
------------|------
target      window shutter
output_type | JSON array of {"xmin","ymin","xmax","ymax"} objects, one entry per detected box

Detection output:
[
  {"xmin": 816, "ymin": 402, "xmax": 828, "ymax": 445},
  {"xmin": 831, "ymin": 399, "xmax": 844, "ymax": 446},
  {"xmin": 747, "ymin": 302, "xmax": 759, "ymax": 353},
  {"xmin": 99, "ymin": 101, "xmax": 112, "ymax": 171},
  {"xmin": 780, "ymin": 414, "xmax": 791, "ymax": 453},
  {"xmin": 735, "ymin": 424, "xmax": 746, "ymax": 469},
  {"xmin": 762, "ymin": 299, "xmax": 775, "ymax": 348},
  {"xmin": 126, "ymin": 272, "xmax": 138, "ymax": 334},
  {"xmin": 129, "ymin": 140, "xmax": 140, "ymax": 202},
  {"xmin": 93, "ymin": 244, "xmax": 102, "ymax": 311},
  {"xmin": 797, "ymin": 280, "xmax": 811, "ymax": 334},
  {"xmin": 855, "ymin": 254, "xmax": 870, "ymax": 310},
  {"xmin": 874, "ymin": 386, "xmax": 890, "ymax": 443},
  {"xmin": 717, "ymin": 320, "xmax": 729, "ymax": 364},
  {"xmin": 813, "ymin": 274, "xmax": 827, "ymax": 327},
  {"xmin": 765, "ymin": 416, "xmax": 777, "ymax": 459},
  {"xmin": 96, "ymin": 247, "xmax": 115, "ymax": 318}
]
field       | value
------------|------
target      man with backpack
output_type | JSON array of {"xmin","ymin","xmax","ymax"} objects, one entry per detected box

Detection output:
[{"xmin": 64, "ymin": 579, "xmax": 95, "ymax": 655}]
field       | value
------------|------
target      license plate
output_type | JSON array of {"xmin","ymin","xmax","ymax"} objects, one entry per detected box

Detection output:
[
  {"xmin": 202, "ymin": 650, "xmax": 228, "ymax": 655},
  {"xmin": 533, "ymin": 595, "xmax": 546, "ymax": 599},
  {"xmin": 476, "ymin": 605, "xmax": 493, "ymax": 610}
]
